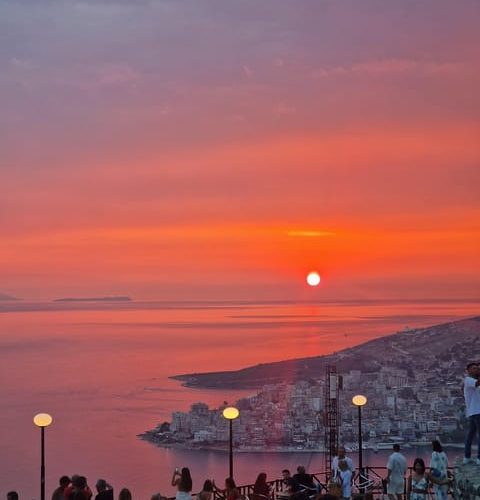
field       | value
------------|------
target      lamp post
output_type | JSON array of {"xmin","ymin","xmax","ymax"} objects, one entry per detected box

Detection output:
[
  {"xmin": 33, "ymin": 413, "xmax": 53, "ymax": 500},
  {"xmin": 352, "ymin": 395, "xmax": 367, "ymax": 494},
  {"xmin": 222, "ymin": 407, "xmax": 240, "ymax": 479}
]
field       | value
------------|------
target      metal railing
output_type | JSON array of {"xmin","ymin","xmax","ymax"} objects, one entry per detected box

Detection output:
[{"xmin": 170, "ymin": 467, "xmax": 455, "ymax": 500}]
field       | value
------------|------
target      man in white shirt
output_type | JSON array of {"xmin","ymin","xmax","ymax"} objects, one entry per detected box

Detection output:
[
  {"xmin": 332, "ymin": 446, "xmax": 355, "ymax": 477},
  {"xmin": 464, "ymin": 362, "xmax": 480, "ymax": 465},
  {"xmin": 386, "ymin": 444, "xmax": 407, "ymax": 500}
]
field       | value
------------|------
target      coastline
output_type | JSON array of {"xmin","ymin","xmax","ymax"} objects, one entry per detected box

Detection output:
[{"xmin": 139, "ymin": 435, "xmax": 465, "ymax": 454}]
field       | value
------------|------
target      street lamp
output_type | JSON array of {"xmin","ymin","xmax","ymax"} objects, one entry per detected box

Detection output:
[
  {"xmin": 33, "ymin": 413, "xmax": 53, "ymax": 500},
  {"xmin": 352, "ymin": 395, "xmax": 367, "ymax": 494},
  {"xmin": 222, "ymin": 407, "xmax": 240, "ymax": 479}
]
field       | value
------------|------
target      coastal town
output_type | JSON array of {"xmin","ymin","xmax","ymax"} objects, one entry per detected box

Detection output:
[{"xmin": 141, "ymin": 326, "xmax": 469, "ymax": 451}]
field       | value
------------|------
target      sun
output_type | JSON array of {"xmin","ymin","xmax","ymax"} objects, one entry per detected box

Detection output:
[{"xmin": 306, "ymin": 271, "xmax": 321, "ymax": 286}]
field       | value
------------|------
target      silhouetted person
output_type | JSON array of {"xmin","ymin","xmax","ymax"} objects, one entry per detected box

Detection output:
[
  {"xmin": 293, "ymin": 466, "xmax": 315, "ymax": 490},
  {"xmin": 253, "ymin": 473, "xmax": 271, "ymax": 498},
  {"xmin": 52, "ymin": 476, "xmax": 71, "ymax": 500},
  {"xmin": 281, "ymin": 470, "xmax": 293, "ymax": 488},
  {"xmin": 118, "ymin": 490, "xmax": 131, "ymax": 500},
  {"xmin": 95, "ymin": 479, "xmax": 113, "ymax": 500},
  {"xmin": 215, "ymin": 478, "xmax": 240, "ymax": 500},
  {"xmin": 197, "ymin": 480, "xmax": 214, "ymax": 500},
  {"xmin": 7, "ymin": 492, "xmax": 18, "ymax": 500},
  {"xmin": 279, "ymin": 470, "xmax": 300, "ymax": 499},
  {"xmin": 66, "ymin": 475, "xmax": 93, "ymax": 500},
  {"xmin": 171, "ymin": 467, "xmax": 193, "ymax": 500}
]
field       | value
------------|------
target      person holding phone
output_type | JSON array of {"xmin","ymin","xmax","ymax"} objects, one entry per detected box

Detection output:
[{"xmin": 172, "ymin": 468, "xmax": 193, "ymax": 500}]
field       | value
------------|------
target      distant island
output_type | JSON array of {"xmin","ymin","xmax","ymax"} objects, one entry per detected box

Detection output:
[
  {"xmin": 0, "ymin": 293, "xmax": 20, "ymax": 301},
  {"xmin": 54, "ymin": 296, "xmax": 133, "ymax": 302}
]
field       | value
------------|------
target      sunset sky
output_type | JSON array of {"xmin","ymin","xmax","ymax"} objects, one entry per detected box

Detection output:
[{"xmin": 1, "ymin": 0, "xmax": 479, "ymax": 301}]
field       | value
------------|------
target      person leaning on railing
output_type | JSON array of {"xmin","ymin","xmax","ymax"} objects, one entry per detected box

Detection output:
[
  {"xmin": 213, "ymin": 478, "xmax": 241, "ymax": 500},
  {"xmin": 252, "ymin": 473, "xmax": 272, "ymax": 500},
  {"xmin": 197, "ymin": 480, "xmax": 215, "ymax": 500},
  {"xmin": 293, "ymin": 467, "xmax": 315, "ymax": 491},
  {"xmin": 293, "ymin": 466, "xmax": 318, "ymax": 498},
  {"xmin": 280, "ymin": 470, "xmax": 298, "ymax": 495},
  {"xmin": 277, "ymin": 470, "xmax": 304, "ymax": 500},
  {"xmin": 151, "ymin": 494, "xmax": 168, "ymax": 500}
]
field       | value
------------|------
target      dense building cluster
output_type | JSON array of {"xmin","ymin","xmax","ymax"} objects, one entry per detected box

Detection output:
[{"xmin": 142, "ymin": 331, "xmax": 466, "ymax": 451}]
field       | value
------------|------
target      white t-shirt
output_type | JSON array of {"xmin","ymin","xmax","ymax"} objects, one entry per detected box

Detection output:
[
  {"xmin": 332, "ymin": 456, "xmax": 355, "ymax": 475},
  {"xmin": 464, "ymin": 376, "xmax": 480, "ymax": 417},
  {"xmin": 387, "ymin": 452, "xmax": 407, "ymax": 483}
]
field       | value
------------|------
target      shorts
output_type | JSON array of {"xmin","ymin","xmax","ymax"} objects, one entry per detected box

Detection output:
[
  {"xmin": 387, "ymin": 480, "xmax": 404, "ymax": 495},
  {"xmin": 176, "ymin": 492, "xmax": 192, "ymax": 500}
]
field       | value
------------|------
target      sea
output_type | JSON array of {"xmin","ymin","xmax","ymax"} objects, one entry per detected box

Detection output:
[{"xmin": 0, "ymin": 299, "xmax": 477, "ymax": 498}]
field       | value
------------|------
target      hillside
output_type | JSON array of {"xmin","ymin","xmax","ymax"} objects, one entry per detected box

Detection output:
[{"xmin": 172, "ymin": 316, "xmax": 480, "ymax": 388}]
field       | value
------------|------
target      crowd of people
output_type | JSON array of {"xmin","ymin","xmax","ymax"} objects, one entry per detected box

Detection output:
[
  {"xmin": 4, "ymin": 443, "xmax": 452, "ymax": 500},
  {"xmin": 5, "ymin": 361, "xmax": 479, "ymax": 500}
]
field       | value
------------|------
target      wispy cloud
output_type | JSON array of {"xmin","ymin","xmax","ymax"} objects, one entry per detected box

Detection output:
[
  {"xmin": 242, "ymin": 64, "xmax": 253, "ymax": 78},
  {"xmin": 96, "ymin": 63, "xmax": 142, "ymax": 87},
  {"xmin": 313, "ymin": 58, "xmax": 472, "ymax": 78},
  {"xmin": 275, "ymin": 101, "xmax": 297, "ymax": 117},
  {"xmin": 1, "ymin": 0, "xmax": 479, "ymax": 300},
  {"xmin": 287, "ymin": 230, "xmax": 335, "ymax": 238}
]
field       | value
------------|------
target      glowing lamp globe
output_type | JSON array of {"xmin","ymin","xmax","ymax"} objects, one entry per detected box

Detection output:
[
  {"xmin": 306, "ymin": 272, "xmax": 321, "ymax": 287},
  {"xmin": 222, "ymin": 407, "xmax": 240, "ymax": 420},
  {"xmin": 33, "ymin": 413, "xmax": 53, "ymax": 427},
  {"xmin": 352, "ymin": 395, "xmax": 367, "ymax": 407}
]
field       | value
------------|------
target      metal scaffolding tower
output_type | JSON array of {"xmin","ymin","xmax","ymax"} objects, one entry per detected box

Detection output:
[{"xmin": 324, "ymin": 364, "xmax": 340, "ymax": 477}]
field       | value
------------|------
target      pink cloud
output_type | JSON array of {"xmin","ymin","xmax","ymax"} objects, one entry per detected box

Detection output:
[
  {"xmin": 96, "ymin": 63, "xmax": 142, "ymax": 87},
  {"xmin": 313, "ymin": 58, "xmax": 473, "ymax": 78}
]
